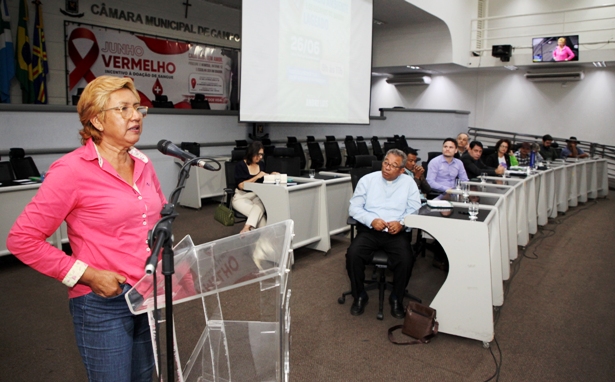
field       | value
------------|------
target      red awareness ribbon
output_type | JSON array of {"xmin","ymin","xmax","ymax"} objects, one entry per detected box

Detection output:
[{"xmin": 68, "ymin": 28, "xmax": 100, "ymax": 90}]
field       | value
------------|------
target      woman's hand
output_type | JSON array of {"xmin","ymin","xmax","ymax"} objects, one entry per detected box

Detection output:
[{"xmin": 79, "ymin": 267, "xmax": 126, "ymax": 297}]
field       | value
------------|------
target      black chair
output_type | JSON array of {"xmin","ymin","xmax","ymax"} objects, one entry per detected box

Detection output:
[
  {"xmin": 356, "ymin": 136, "xmax": 370, "ymax": 155},
  {"xmin": 265, "ymin": 147, "xmax": 301, "ymax": 176},
  {"xmin": 151, "ymin": 94, "xmax": 174, "ymax": 108},
  {"xmin": 371, "ymin": 136, "xmax": 384, "ymax": 160},
  {"xmin": 0, "ymin": 161, "xmax": 16, "ymax": 186},
  {"xmin": 344, "ymin": 135, "xmax": 359, "ymax": 168},
  {"xmin": 234, "ymin": 140, "xmax": 248, "ymax": 150},
  {"xmin": 221, "ymin": 150, "xmax": 248, "ymax": 224},
  {"xmin": 383, "ymin": 141, "xmax": 397, "ymax": 153},
  {"xmin": 261, "ymin": 138, "xmax": 275, "ymax": 160},
  {"xmin": 353, "ymin": 155, "xmax": 377, "ymax": 169},
  {"xmin": 396, "ymin": 135, "xmax": 410, "ymax": 152},
  {"xmin": 9, "ymin": 148, "xmax": 40, "ymax": 179},
  {"xmin": 324, "ymin": 136, "xmax": 351, "ymax": 173},
  {"xmin": 306, "ymin": 136, "xmax": 326, "ymax": 170},
  {"xmin": 286, "ymin": 136, "xmax": 307, "ymax": 171},
  {"xmin": 190, "ymin": 94, "xmax": 211, "ymax": 110},
  {"xmin": 338, "ymin": 167, "xmax": 421, "ymax": 320}
]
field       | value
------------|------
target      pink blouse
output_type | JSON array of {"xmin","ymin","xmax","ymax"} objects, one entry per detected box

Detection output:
[
  {"xmin": 7, "ymin": 139, "xmax": 167, "ymax": 298},
  {"xmin": 553, "ymin": 46, "xmax": 575, "ymax": 61}
]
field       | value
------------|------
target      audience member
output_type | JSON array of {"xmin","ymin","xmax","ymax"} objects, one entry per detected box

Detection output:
[
  {"xmin": 346, "ymin": 149, "xmax": 421, "ymax": 319},
  {"xmin": 461, "ymin": 141, "xmax": 505, "ymax": 178},
  {"xmin": 426, "ymin": 138, "xmax": 469, "ymax": 193},
  {"xmin": 485, "ymin": 139, "xmax": 513, "ymax": 169},
  {"xmin": 233, "ymin": 141, "xmax": 278, "ymax": 233},
  {"xmin": 561, "ymin": 136, "xmax": 589, "ymax": 159},
  {"xmin": 514, "ymin": 142, "xmax": 543, "ymax": 166},
  {"xmin": 404, "ymin": 148, "xmax": 431, "ymax": 195},
  {"xmin": 539, "ymin": 134, "xmax": 559, "ymax": 161},
  {"xmin": 454, "ymin": 133, "xmax": 469, "ymax": 158}
]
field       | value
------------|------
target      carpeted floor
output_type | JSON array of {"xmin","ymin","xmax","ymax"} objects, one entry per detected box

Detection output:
[{"xmin": 1, "ymin": 196, "xmax": 614, "ymax": 381}]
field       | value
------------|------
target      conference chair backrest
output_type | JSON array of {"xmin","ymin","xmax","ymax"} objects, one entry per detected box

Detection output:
[
  {"xmin": 350, "ymin": 166, "xmax": 378, "ymax": 191},
  {"xmin": 324, "ymin": 140, "xmax": 343, "ymax": 170},
  {"xmin": 286, "ymin": 137, "xmax": 306, "ymax": 170},
  {"xmin": 354, "ymin": 155, "xmax": 377, "ymax": 169},
  {"xmin": 371, "ymin": 137, "xmax": 384, "ymax": 160},
  {"xmin": 307, "ymin": 140, "xmax": 325, "ymax": 169},
  {"xmin": 344, "ymin": 136, "xmax": 358, "ymax": 167},
  {"xmin": 357, "ymin": 140, "xmax": 370, "ymax": 156}
]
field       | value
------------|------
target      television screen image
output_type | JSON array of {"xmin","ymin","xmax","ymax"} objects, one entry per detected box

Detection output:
[{"xmin": 532, "ymin": 35, "xmax": 579, "ymax": 63}]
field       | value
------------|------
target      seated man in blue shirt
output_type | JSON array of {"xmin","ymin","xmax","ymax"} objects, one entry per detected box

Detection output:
[
  {"xmin": 426, "ymin": 138, "xmax": 469, "ymax": 193},
  {"xmin": 346, "ymin": 149, "xmax": 421, "ymax": 319},
  {"xmin": 561, "ymin": 136, "xmax": 589, "ymax": 159}
]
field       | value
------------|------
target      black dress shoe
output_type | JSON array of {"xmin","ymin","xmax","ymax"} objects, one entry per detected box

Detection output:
[
  {"xmin": 389, "ymin": 296, "xmax": 405, "ymax": 319},
  {"xmin": 350, "ymin": 295, "xmax": 368, "ymax": 316}
]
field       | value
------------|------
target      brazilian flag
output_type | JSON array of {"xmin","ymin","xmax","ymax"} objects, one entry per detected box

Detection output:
[{"xmin": 15, "ymin": 0, "xmax": 34, "ymax": 104}]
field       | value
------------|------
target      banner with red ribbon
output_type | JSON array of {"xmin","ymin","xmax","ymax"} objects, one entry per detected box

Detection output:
[{"xmin": 65, "ymin": 22, "xmax": 238, "ymax": 110}]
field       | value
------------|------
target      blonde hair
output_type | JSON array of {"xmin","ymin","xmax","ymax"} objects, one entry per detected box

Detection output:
[
  {"xmin": 558, "ymin": 37, "xmax": 566, "ymax": 44},
  {"xmin": 77, "ymin": 76, "xmax": 139, "ymax": 145}
]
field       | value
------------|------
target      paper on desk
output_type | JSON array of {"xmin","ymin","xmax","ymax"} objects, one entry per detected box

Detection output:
[
  {"xmin": 263, "ymin": 174, "xmax": 288, "ymax": 184},
  {"xmin": 426, "ymin": 200, "xmax": 453, "ymax": 208}
]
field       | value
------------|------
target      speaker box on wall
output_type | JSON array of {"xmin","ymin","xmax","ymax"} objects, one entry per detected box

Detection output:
[{"xmin": 492, "ymin": 45, "xmax": 512, "ymax": 62}]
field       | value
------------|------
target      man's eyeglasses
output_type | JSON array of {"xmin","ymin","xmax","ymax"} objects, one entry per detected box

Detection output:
[
  {"xmin": 101, "ymin": 105, "xmax": 148, "ymax": 119},
  {"xmin": 382, "ymin": 160, "xmax": 402, "ymax": 169}
]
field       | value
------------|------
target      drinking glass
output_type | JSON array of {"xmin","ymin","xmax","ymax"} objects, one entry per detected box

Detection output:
[
  {"xmin": 461, "ymin": 183, "xmax": 470, "ymax": 199},
  {"xmin": 309, "ymin": 169, "xmax": 316, "ymax": 179},
  {"xmin": 481, "ymin": 172, "xmax": 487, "ymax": 183},
  {"xmin": 274, "ymin": 174, "xmax": 281, "ymax": 185},
  {"xmin": 468, "ymin": 201, "xmax": 479, "ymax": 220},
  {"xmin": 455, "ymin": 178, "xmax": 461, "ymax": 190}
]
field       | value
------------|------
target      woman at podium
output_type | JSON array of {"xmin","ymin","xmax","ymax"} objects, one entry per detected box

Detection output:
[{"xmin": 7, "ymin": 76, "xmax": 166, "ymax": 381}]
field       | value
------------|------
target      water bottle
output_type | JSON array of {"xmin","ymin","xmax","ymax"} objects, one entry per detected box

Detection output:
[{"xmin": 529, "ymin": 151, "xmax": 536, "ymax": 168}]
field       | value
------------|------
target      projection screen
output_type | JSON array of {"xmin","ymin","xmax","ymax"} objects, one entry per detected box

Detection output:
[{"xmin": 240, "ymin": 0, "xmax": 373, "ymax": 124}]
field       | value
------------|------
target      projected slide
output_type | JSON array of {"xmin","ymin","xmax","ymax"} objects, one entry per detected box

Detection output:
[{"xmin": 240, "ymin": 0, "xmax": 373, "ymax": 124}]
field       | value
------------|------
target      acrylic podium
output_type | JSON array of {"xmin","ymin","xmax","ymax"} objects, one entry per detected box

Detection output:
[{"xmin": 126, "ymin": 220, "xmax": 294, "ymax": 382}]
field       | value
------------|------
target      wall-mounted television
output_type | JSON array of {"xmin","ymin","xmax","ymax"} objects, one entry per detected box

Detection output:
[{"xmin": 532, "ymin": 35, "xmax": 579, "ymax": 63}]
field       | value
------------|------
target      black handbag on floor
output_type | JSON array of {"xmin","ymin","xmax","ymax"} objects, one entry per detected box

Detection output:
[{"xmin": 388, "ymin": 301, "xmax": 438, "ymax": 345}]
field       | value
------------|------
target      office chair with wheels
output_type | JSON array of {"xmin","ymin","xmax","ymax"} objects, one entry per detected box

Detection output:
[
  {"xmin": 383, "ymin": 141, "xmax": 397, "ymax": 153},
  {"xmin": 9, "ymin": 148, "xmax": 40, "ymax": 180},
  {"xmin": 286, "ymin": 136, "xmax": 307, "ymax": 171},
  {"xmin": 306, "ymin": 136, "xmax": 326, "ymax": 171},
  {"xmin": 371, "ymin": 136, "xmax": 384, "ymax": 160},
  {"xmin": 324, "ymin": 136, "xmax": 351, "ymax": 173},
  {"xmin": 265, "ymin": 148, "xmax": 301, "ymax": 176},
  {"xmin": 356, "ymin": 136, "xmax": 370, "ymax": 155},
  {"xmin": 344, "ymin": 135, "xmax": 359, "ymax": 168},
  {"xmin": 338, "ymin": 166, "xmax": 422, "ymax": 320},
  {"xmin": 222, "ymin": 150, "xmax": 248, "ymax": 224}
]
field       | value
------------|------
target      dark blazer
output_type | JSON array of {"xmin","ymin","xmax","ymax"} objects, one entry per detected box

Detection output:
[
  {"xmin": 461, "ymin": 152, "xmax": 498, "ymax": 179},
  {"xmin": 484, "ymin": 152, "xmax": 511, "ymax": 169}
]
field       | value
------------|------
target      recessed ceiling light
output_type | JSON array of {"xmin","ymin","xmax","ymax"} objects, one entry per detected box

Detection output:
[
  {"xmin": 593, "ymin": 61, "xmax": 606, "ymax": 67},
  {"xmin": 406, "ymin": 66, "xmax": 421, "ymax": 70},
  {"xmin": 504, "ymin": 65, "xmax": 518, "ymax": 70}
]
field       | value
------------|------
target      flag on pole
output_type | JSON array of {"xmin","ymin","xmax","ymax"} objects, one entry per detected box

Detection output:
[
  {"xmin": 16, "ymin": 0, "xmax": 34, "ymax": 104},
  {"xmin": 32, "ymin": 0, "xmax": 48, "ymax": 104},
  {"xmin": 0, "ymin": 0, "xmax": 15, "ymax": 103}
]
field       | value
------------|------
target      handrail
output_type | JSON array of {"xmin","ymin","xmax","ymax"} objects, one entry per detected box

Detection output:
[
  {"xmin": 468, "ymin": 127, "xmax": 615, "ymax": 189},
  {"xmin": 469, "ymin": 4, "xmax": 615, "ymax": 53}
]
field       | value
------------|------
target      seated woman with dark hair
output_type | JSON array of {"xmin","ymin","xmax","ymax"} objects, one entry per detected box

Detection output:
[
  {"xmin": 232, "ymin": 141, "xmax": 277, "ymax": 233},
  {"xmin": 485, "ymin": 139, "xmax": 513, "ymax": 169}
]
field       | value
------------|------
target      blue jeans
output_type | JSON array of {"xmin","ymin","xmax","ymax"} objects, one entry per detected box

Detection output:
[{"xmin": 69, "ymin": 284, "xmax": 154, "ymax": 382}]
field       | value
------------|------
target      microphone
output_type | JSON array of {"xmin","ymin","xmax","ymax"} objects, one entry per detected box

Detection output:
[{"xmin": 157, "ymin": 140, "xmax": 217, "ymax": 171}]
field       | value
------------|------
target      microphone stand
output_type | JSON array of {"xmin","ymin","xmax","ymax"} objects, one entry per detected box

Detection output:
[{"xmin": 145, "ymin": 158, "xmax": 197, "ymax": 382}]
